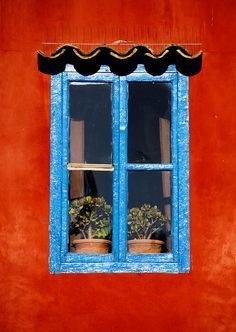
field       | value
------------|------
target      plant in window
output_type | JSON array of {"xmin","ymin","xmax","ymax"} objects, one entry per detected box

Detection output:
[
  {"xmin": 127, "ymin": 204, "xmax": 169, "ymax": 253},
  {"xmin": 69, "ymin": 196, "xmax": 112, "ymax": 253}
]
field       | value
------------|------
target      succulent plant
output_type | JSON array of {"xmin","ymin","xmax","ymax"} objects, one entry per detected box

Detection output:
[
  {"xmin": 128, "ymin": 204, "xmax": 169, "ymax": 240},
  {"xmin": 69, "ymin": 196, "xmax": 112, "ymax": 240}
]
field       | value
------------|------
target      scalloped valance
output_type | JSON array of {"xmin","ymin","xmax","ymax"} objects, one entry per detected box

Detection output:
[{"xmin": 37, "ymin": 44, "xmax": 202, "ymax": 76}]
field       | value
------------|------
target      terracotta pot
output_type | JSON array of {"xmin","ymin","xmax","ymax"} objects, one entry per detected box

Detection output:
[
  {"xmin": 128, "ymin": 239, "xmax": 164, "ymax": 254},
  {"xmin": 73, "ymin": 239, "xmax": 111, "ymax": 254}
]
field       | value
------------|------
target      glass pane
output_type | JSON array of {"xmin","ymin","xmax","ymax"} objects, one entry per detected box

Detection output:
[
  {"xmin": 127, "ymin": 171, "xmax": 171, "ymax": 253},
  {"xmin": 69, "ymin": 171, "xmax": 113, "ymax": 254},
  {"xmin": 128, "ymin": 82, "xmax": 171, "ymax": 164},
  {"xmin": 69, "ymin": 83, "xmax": 112, "ymax": 164}
]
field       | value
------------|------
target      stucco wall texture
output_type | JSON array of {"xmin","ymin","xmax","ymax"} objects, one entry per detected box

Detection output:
[{"xmin": 0, "ymin": 0, "xmax": 235, "ymax": 331}]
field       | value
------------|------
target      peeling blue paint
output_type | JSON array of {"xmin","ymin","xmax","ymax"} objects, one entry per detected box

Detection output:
[
  {"xmin": 119, "ymin": 77, "xmax": 128, "ymax": 262},
  {"xmin": 177, "ymin": 74, "xmax": 190, "ymax": 272},
  {"xmin": 59, "ymin": 262, "xmax": 180, "ymax": 273},
  {"xmin": 126, "ymin": 164, "xmax": 173, "ymax": 171},
  {"xmin": 49, "ymin": 65, "xmax": 189, "ymax": 273},
  {"xmin": 111, "ymin": 77, "xmax": 120, "ymax": 262},
  {"xmin": 171, "ymin": 74, "xmax": 179, "ymax": 264},
  {"xmin": 50, "ymin": 73, "xmax": 63, "ymax": 272}
]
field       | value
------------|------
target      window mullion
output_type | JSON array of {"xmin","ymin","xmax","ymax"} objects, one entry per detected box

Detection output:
[
  {"xmin": 61, "ymin": 72, "xmax": 70, "ymax": 260},
  {"xmin": 112, "ymin": 77, "xmax": 120, "ymax": 261},
  {"xmin": 118, "ymin": 76, "xmax": 128, "ymax": 262},
  {"xmin": 171, "ymin": 74, "xmax": 179, "ymax": 262}
]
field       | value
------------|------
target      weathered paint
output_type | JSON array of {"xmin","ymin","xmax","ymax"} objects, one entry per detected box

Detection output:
[
  {"xmin": 170, "ymin": 73, "xmax": 179, "ymax": 263},
  {"xmin": 49, "ymin": 73, "xmax": 63, "ymax": 272},
  {"xmin": 118, "ymin": 76, "xmax": 128, "ymax": 262},
  {"xmin": 127, "ymin": 163, "xmax": 173, "ymax": 170},
  {"xmin": 50, "ymin": 65, "xmax": 189, "ymax": 273},
  {"xmin": 111, "ymin": 77, "xmax": 120, "ymax": 262},
  {"xmin": 1, "ymin": 0, "xmax": 235, "ymax": 331},
  {"xmin": 177, "ymin": 74, "xmax": 190, "ymax": 271},
  {"xmin": 59, "ymin": 262, "xmax": 180, "ymax": 273}
]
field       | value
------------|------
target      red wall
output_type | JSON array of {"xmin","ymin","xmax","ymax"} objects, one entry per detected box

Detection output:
[{"xmin": 0, "ymin": 1, "xmax": 235, "ymax": 331}]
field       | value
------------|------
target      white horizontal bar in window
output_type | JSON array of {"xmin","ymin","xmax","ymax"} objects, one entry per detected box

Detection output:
[
  {"xmin": 126, "ymin": 163, "xmax": 173, "ymax": 171},
  {"xmin": 70, "ymin": 82, "xmax": 109, "ymax": 86},
  {"xmin": 67, "ymin": 163, "xmax": 114, "ymax": 171}
]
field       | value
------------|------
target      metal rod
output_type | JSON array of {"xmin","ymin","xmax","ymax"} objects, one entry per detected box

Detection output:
[
  {"xmin": 42, "ymin": 42, "xmax": 202, "ymax": 46},
  {"xmin": 67, "ymin": 163, "xmax": 114, "ymax": 171}
]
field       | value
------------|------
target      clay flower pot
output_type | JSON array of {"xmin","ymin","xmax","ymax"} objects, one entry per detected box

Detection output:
[
  {"xmin": 73, "ymin": 239, "xmax": 111, "ymax": 254},
  {"xmin": 128, "ymin": 239, "xmax": 164, "ymax": 254}
]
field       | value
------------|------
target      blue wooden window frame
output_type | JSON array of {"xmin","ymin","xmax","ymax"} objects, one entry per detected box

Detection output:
[{"xmin": 50, "ymin": 64, "xmax": 189, "ymax": 273}]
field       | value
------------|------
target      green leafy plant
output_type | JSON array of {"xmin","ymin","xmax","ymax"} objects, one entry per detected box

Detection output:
[
  {"xmin": 128, "ymin": 204, "xmax": 169, "ymax": 240},
  {"xmin": 69, "ymin": 196, "xmax": 112, "ymax": 240}
]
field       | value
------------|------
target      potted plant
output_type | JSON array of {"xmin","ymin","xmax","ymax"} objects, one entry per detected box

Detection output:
[
  {"xmin": 127, "ymin": 204, "xmax": 169, "ymax": 253},
  {"xmin": 69, "ymin": 196, "xmax": 112, "ymax": 254}
]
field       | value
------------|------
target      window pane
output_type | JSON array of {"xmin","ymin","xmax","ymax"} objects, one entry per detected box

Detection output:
[
  {"xmin": 69, "ymin": 170, "xmax": 113, "ymax": 254},
  {"xmin": 128, "ymin": 82, "xmax": 171, "ymax": 164},
  {"xmin": 69, "ymin": 83, "xmax": 112, "ymax": 164},
  {"xmin": 127, "ymin": 171, "xmax": 171, "ymax": 253}
]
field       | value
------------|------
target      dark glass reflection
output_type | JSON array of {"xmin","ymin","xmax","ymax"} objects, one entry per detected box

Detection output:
[
  {"xmin": 128, "ymin": 82, "xmax": 171, "ymax": 164},
  {"xmin": 69, "ymin": 83, "xmax": 112, "ymax": 164},
  {"xmin": 69, "ymin": 171, "xmax": 112, "ymax": 253},
  {"xmin": 127, "ymin": 171, "xmax": 171, "ymax": 253}
]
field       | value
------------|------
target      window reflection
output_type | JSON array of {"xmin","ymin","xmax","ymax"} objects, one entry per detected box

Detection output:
[
  {"xmin": 69, "ymin": 83, "xmax": 112, "ymax": 164},
  {"xmin": 128, "ymin": 82, "xmax": 171, "ymax": 164},
  {"xmin": 69, "ymin": 171, "xmax": 112, "ymax": 254},
  {"xmin": 127, "ymin": 171, "xmax": 171, "ymax": 253}
]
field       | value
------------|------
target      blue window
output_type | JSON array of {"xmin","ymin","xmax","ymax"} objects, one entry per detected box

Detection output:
[{"xmin": 50, "ymin": 64, "xmax": 189, "ymax": 273}]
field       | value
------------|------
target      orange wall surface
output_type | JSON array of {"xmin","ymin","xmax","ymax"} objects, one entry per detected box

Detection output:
[{"xmin": 0, "ymin": 1, "xmax": 236, "ymax": 331}]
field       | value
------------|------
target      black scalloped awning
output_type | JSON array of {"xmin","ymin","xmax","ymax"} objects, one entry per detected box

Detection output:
[{"xmin": 37, "ymin": 44, "xmax": 202, "ymax": 76}]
